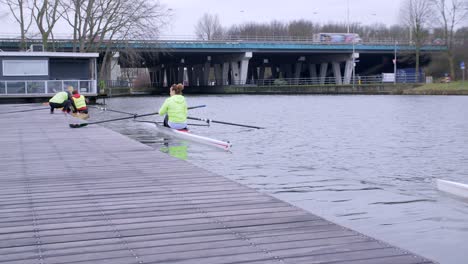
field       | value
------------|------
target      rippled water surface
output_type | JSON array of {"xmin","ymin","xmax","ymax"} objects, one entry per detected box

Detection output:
[{"xmin": 92, "ymin": 95, "xmax": 468, "ymax": 264}]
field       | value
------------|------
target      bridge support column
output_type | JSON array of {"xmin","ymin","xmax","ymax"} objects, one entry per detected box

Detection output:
[
  {"xmin": 228, "ymin": 52, "xmax": 252, "ymax": 85},
  {"xmin": 194, "ymin": 65, "xmax": 203, "ymax": 86},
  {"xmin": 344, "ymin": 57, "xmax": 355, "ymax": 85},
  {"xmin": 187, "ymin": 66, "xmax": 193, "ymax": 86},
  {"xmin": 162, "ymin": 68, "xmax": 168, "ymax": 87},
  {"xmin": 202, "ymin": 58, "xmax": 211, "ymax": 86},
  {"xmin": 230, "ymin": 62, "xmax": 240, "ymax": 85},
  {"xmin": 271, "ymin": 66, "xmax": 279, "ymax": 79},
  {"xmin": 222, "ymin": 62, "xmax": 229, "ymax": 85},
  {"xmin": 214, "ymin": 64, "xmax": 222, "ymax": 85},
  {"xmin": 294, "ymin": 59, "xmax": 303, "ymax": 85},
  {"xmin": 280, "ymin": 64, "xmax": 292, "ymax": 79},
  {"xmin": 308, "ymin": 64, "xmax": 318, "ymax": 84},
  {"xmin": 294, "ymin": 62, "xmax": 302, "ymax": 79},
  {"xmin": 239, "ymin": 53, "xmax": 251, "ymax": 85},
  {"xmin": 177, "ymin": 66, "xmax": 184, "ymax": 84},
  {"xmin": 259, "ymin": 66, "xmax": 266, "ymax": 80},
  {"xmin": 332, "ymin": 62, "xmax": 342, "ymax": 85},
  {"xmin": 320, "ymin": 63, "xmax": 328, "ymax": 84}
]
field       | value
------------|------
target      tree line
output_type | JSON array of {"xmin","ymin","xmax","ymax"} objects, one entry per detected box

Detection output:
[{"xmin": 196, "ymin": 0, "xmax": 468, "ymax": 80}]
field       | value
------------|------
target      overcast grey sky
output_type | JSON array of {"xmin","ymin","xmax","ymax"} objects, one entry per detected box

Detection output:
[
  {"xmin": 161, "ymin": 0, "xmax": 402, "ymax": 36},
  {"xmin": 0, "ymin": 0, "xmax": 402, "ymax": 37}
]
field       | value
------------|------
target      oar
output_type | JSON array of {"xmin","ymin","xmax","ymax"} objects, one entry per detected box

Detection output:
[
  {"xmin": 70, "ymin": 105, "xmax": 207, "ymax": 128},
  {"xmin": 90, "ymin": 104, "xmax": 207, "ymax": 116},
  {"xmin": 0, "ymin": 107, "xmax": 50, "ymax": 115},
  {"xmin": 134, "ymin": 120, "xmax": 209, "ymax": 127},
  {"xmin": 187, "ymin": 116, "xmax": 265, "ymax": 129},
  {"xmin": 89, "ymin": 105, "xmax": 137, "ymax": 116}
]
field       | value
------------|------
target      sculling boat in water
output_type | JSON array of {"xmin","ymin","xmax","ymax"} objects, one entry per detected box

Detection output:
[
  {"xmin": 436, "ymin": 179, "xmax": 468, "ymax": 199},
  {"xmin": 140, "ymin": 121, "xmax": 232, "ymax": 151}
]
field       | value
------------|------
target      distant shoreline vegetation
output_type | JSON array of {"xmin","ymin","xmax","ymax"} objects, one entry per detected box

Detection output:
[{"xmin": 403, "ymin": 82, "xmax": 468, "ymax": 95}]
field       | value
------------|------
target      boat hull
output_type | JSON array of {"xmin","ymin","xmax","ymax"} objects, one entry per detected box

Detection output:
[
  {"xmin": 151, "ymin": 123, "xmax": 232, "ymax": 151},
  {"xmin": 436, "ymin": 179, "xmax": 468, "ymax": 199}
]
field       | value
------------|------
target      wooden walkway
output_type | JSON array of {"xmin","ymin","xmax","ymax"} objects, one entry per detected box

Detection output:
[{"xmin": 0, "ymin": 104, "xmax": 436, "ymax": 264}]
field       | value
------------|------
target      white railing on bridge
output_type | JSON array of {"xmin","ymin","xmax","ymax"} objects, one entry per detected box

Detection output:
[
  {"xmin": 0, "ymin": 80, "xmax": 97, "ymax": 95},
  {"xmin": 0, "ymin": 34, "xmax": 448, "ymax": 46}
]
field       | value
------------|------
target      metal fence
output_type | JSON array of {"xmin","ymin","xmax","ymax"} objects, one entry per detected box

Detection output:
[
  {"xmin": 128, "ymin": 74, "xmax": 425, "ymax": 88},
  {"xmin": 0, "ymin": 80, "xmax": 97, "ymax": 95},
  {"xmin": 219, "ymin": 74, "xmax": 425, "ymax": 86}
]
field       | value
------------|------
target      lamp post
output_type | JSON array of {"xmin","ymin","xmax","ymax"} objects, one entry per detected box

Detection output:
[
  {"xmin": 347, "ymin": 0, "xmax": 350, "ymax": 33},
  {"xmin": 394, "ymin": 41, "xmax": 398, "ymax": 85},
  {"xmin": 352, "ymin": 40, "xmax": 355, "ymax": 89}
]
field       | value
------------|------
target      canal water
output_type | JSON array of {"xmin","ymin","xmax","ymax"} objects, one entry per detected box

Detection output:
[{"xmin": 93, "ymin": 95, "xmax": 468, "ymax": 264}]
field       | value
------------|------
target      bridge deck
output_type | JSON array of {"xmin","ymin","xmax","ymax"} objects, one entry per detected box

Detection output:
[{"xmin": 0, "ymin": 104, "xmax": 436, "ymax": 264}]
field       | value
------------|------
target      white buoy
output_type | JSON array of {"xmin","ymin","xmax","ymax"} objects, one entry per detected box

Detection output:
[{"xmin": 436, "ymin": 179, "xmax": 468, "ymax": 199}]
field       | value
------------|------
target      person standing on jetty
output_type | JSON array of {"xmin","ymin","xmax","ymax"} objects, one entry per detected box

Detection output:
[
  {"xmin": 49, "ymin": 86, "xmax": 73, "ymax": 114},
  {"xmin": 158, "ymin": 83, "xmax": 188, "ymax": 130}
]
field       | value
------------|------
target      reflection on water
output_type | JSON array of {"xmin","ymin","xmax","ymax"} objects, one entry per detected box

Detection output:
[
  {"xmin": 160, "ymin": 141, "xmax": 188, "ymax": 160},
  {"xmin": 93, "ymin": 95, "xmax": 468, "ymax": 264}
]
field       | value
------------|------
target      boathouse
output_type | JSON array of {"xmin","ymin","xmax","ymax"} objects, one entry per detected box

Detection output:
[{"xmin": 0, "ymin": 50, "xmax": 99, "ymax": 102}]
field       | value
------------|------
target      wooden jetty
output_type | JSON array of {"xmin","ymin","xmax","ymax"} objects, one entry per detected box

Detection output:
[{"xmin": 0, "ymin": 104, "xmax": 437, "ymax": 264}]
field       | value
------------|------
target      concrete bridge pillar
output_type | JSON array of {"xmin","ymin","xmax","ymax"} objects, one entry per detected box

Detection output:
[
  {"xmin": 177, "ymin": 66, "xmax": 184, "ymax": 84},
  {"xmin": 320, "ymin": 63, "xmax": 328, "ymax": 84},
  {"xmin": 280, "ymin": 64, "xmax": 293, "ymax": 79},
  {"xmin": 294, "ymin": 62, "xmax": 302, "ymax": 79},
  {"xmin": 332, "ymin": 62, "xmax": 343, "ymax": 85},
  {"xmin": 308, "ymin": 64, "xmax": 318, "ymax": 84},
  {"xmin": 214, "ymin": 64, "xmax": 222, "ymax": 85},
  {"xmin": 194, "ymin": 65, "xmax": 203, "ymax": 86},
  {"xmin": 259, "ymin": 66, "xmax": 266, "ymax": 80},
  {"xmin": 162, "ymin": 67, "xmax": 168, "ymax": 87},
  {"xmin": 230, "ymin": 62, "xmax": 240, "ymax": 85},
  {"xmin": 271, "ymin": 66, "xmax": 279, "ymax": 79},
  {"xmin": 228, "ymin": 52, "xmax": 252, "ymax": 85},
  {"xmin": 239, "ymin": 53, "xmax": 251, "ymax": 85},
  {"xmin": 187, "ymin": 66, "xmax": 193, "ymax": 86},
  {"xmin": 222, "ymin": 62, "xmax": 229, "ymax": 85},
  {"xmin": 343, "ymin": 53, "xmax": 358, "ymax": 85},
  {"xmin": 203, "ymin": 59, "xmax": 211, "ymax": 86}
]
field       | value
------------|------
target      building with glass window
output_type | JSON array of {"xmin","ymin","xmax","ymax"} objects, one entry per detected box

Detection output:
[{"xmin": 0, "ymin": 51, "xmax": 99, "ymax": 103}]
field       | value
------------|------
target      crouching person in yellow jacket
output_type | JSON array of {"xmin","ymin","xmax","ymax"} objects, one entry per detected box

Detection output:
[
  {"xmin": 49, "ymin": 86, "xmax": 73, "ymax": 114},
  {"xmin": 71, "ymin": 90, "xmax": 88, "ymax": 114}
]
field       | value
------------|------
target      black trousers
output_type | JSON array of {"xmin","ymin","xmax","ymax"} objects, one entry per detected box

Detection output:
[
  {"xmin": 163, "ymin": 115, "xmax": 169, "ymax": 127},
  {"xmin": 49, "ymin": 100, "xmax": 71, "ymax": 113}
]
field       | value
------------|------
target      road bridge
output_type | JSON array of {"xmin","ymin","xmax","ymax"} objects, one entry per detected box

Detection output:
[{"xmin": 0, "ymin": 38, "xmax": 445, "ymax": 87}]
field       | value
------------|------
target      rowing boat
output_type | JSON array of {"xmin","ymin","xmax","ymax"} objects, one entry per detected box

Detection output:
[
  {"xmin": 436, "ymin": 179, "xmax": 468, "ymax": 199},
  {"xmin": 139, "ymin": 121, "xmax": 232, "ymax": 151}
]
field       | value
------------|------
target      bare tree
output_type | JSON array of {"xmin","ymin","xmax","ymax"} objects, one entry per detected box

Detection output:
[
  {"xmin": 1, "ymin": 0, "xmax": 33, "ymax": 50},
  {"xmin": 400, "ymin": 0, "xmax": 434, "ymax": 80},
  {"xmin": 194, "ymin": 13, "xmax": 224, "ymax": 40},
  {"xmin": 31, "ymin": 0, "xmax": 62, "ymax": 50},
  {"xmin": 60, "ymin": 0, "xmax": 169, "ymax": 79},
  {"xmin": 431, "ymin": 0, "xmax": 468, "ymax": 79},
  {"xmin": 288, "ymin": 20, "xmax": 318, "ymax": 38}
]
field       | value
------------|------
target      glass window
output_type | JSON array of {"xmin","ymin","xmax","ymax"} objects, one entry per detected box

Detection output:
[
  {"xmin": 3, "ymin": 60, "xmax": 48, "ymax": 76},
  {"xmin": 6, "ymin": 81, "xmax": 26, "ymax": 94},
  {"xmin": 27, "ymin": 81, "xmax": 46, "ymax": 94},
  {"xmin": 47, "ymin": 80, "xmax": 63, "ymax": 93},
  {"xmin": 0, "ymin": 82, "xmax": 5, "ymax": 94},
  {"xmin": 79, "ymin": 80, "xmax": 90, "ymax": 93}
]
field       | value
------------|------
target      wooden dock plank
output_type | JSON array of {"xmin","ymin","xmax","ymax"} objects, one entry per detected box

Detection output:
[{"xmin": 0, "ymin": 104, "xmax": 436, "ymax": 264}]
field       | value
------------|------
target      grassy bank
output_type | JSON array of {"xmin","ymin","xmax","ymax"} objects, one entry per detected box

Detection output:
[{"xmin": 403, "ymin": 81, "xmax": 468, "ymax": 95}]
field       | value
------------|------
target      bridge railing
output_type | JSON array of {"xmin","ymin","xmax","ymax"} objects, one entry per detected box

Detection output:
[
  {"xmin": 227, "ymin": 74, "xmax": 425, "ymax": 86},
  {"xmin": 0, "ymin": 35, "xmax": 447, "ymax": 46},
  {"xmin": 0, "ymin": 80, "xmax": 97, "ymax": 95}
]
